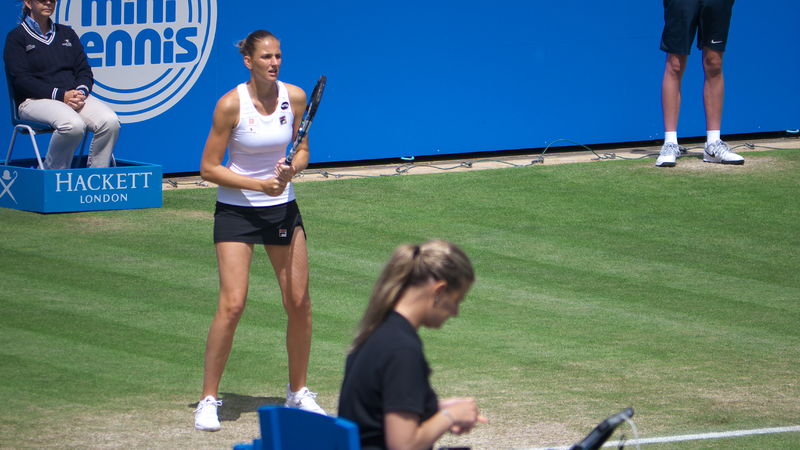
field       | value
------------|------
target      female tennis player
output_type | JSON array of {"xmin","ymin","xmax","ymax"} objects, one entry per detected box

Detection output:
[
  {"xmin": 338, "ymin": 240, "xmax": 488, "ymax": 449},
  {"xmin": 195, "ymin": 29, "xmax": 324, "ymax": 432}
]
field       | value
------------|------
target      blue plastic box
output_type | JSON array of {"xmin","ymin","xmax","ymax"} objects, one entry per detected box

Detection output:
[{"xmin": 0, "ymin": 158, "xmax": 162, "ymax": 213}]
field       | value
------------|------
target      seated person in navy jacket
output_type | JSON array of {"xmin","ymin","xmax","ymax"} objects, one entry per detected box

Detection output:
[{"xmin": 4, "ymin": 0, "xmax": 119, "ymax": 169}]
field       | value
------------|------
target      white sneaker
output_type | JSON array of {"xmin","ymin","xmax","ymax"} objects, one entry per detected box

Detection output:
[
  {"xmin": 656, "ymin": 142, "xmax": 683, "ymax": 167},
  {"xmin": 704, "ymin": 140, "xmax": 744, "ymax": 165},
  {"xmin": 285, "ymin": 385, "xmax": 327, "ymax": 415},
  {"xmin": 195, "ymin": 395, "xmax": 222, "ymax": 431}
]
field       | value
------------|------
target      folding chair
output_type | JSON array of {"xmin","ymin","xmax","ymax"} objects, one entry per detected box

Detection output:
[
  {"xmin": 233, "ymin": 406, "xmax": 360, "ymax": 450},
  {"xmin": 5, "ymin": 68, "xmax": 89, "ymax": 169}
]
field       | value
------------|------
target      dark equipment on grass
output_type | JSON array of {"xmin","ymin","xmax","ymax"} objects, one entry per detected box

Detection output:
[{"xmin": 570, "ymin": 407, "xmax": 635, "ymax": 450}]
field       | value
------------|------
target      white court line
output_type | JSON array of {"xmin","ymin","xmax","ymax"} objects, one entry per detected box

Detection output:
[{"xmin": 522, "ymin": 425, "xmax": 800, "ymax": 449}]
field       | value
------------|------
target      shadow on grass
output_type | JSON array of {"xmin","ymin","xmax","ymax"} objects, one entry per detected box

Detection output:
[{"xmin": 188, "ymin": 392, "xmax": 284, "ymax": 422}]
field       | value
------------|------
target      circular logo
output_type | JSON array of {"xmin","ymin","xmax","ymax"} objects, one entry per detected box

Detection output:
[{"xmin": 55, "ymin": 0, "xmax": 217, "ymax": 123}]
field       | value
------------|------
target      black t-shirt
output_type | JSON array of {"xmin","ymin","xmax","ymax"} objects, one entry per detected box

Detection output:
[{"xmin": 338, "ymin": 311, "xmax": 439, "ymax": 450}]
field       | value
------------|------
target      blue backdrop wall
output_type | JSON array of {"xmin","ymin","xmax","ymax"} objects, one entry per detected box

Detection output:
[{"xmin": 2, "ymin": 1, "xmax": 798, "ymax": 173}]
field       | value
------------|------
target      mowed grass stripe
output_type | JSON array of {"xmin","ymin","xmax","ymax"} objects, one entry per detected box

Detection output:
[{"xmin": 468, "ymin": 243, "xmax": 798, "ymax": 345}]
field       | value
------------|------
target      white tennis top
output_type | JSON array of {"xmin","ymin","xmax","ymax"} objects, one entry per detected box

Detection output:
[{"xmin": 217, "ymin": 81, "xmax": 295, "ymax": 207}]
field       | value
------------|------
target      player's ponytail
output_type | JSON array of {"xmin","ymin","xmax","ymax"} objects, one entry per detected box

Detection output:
[
  {"xmin": 350, "ymin": 240, "xmax": 474, "ymax": 351},
  {"xmin": 238, "ymin": 29, "xmax": 278, "ymax": 56}
]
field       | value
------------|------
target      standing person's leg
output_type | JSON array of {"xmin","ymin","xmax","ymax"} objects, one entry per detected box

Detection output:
[
  {"xmin": 266, "ymin": 227, "xmax": 325, "ymax": 414},
  {"xmin": 662, "ymin": 53, "xmax": 688, "ymax": 134},
  {"xmin": 657, "ymin": 0, "xmax": 697, "ymax": 167},
  {"xmin": 701, "ymin": 48, "xmax": 724, "ymax": 132},
  {"xmin": 196, "ymin": 241, "xmax": 254, "ymax": 432},
  {"xmin": 657, "ymin": 52, "xmax": 689, "ymax": 167},
  {"xmin": 699, "ymin": 0, "xmax": 743, "ymax": 164},
  {"xmin": 203, "ymin": 241, "xmax": 254, "ymax": 397},
  {"xmin": 17, "ymin": 99, "xmax": 85, "ymax": 169},
  {"xmin": 266, "ymin": 228, "xmax": 311, "ymax": 390},
  {"xmin": 78, "ymin": 96, "xmax": 120, "ymax": 168}
]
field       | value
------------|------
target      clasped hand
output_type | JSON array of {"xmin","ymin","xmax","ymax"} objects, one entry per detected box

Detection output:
[{"xmin": 64, "ymin": 90, "xmax": 86, "ymax": 111}]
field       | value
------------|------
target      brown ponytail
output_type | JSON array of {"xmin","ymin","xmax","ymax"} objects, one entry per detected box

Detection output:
[
  {"xmin": 237, "ymin": 29, "xmax": 278, "ymax": 56},
  {"xmin": 350, "ymin": 240, "xmax": 474, "ymax": 351}
]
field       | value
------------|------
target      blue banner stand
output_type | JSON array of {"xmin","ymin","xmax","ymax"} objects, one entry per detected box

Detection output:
[{"xmin": 0, "ymin": 158, "xmax": 162, "ymax": 213}]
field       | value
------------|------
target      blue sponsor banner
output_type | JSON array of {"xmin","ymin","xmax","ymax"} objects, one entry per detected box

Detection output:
[
  {"xmin": 0, "ymin": 160, "xmax": 162, "ymax": 213},
  {"xmin": 1, "ymin": 2, "xmax": 798, "ymax": 173}
]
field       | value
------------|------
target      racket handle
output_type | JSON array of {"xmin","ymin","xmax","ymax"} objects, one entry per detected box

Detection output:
[{"xmin": 285, "ymin": 138, "xmax": 299, "ymax": 165}]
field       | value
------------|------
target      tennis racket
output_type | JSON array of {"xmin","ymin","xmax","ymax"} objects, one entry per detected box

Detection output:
[
  {"xmin": 570, "ymin": 407, "xmax": 634, "ymax": 450},
  {"xmin": 286, "ymin": 75, "xmax": 327, "ymax": 165}
]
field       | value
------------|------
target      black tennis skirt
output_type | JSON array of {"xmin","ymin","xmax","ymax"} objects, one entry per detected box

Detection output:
[{"xmin": 213, "ymin": 200, "xmax": 305, "ymax": 245}]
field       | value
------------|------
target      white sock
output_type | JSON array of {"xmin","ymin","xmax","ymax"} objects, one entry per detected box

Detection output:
[
  {"xmin": 664, "ymin": 131, "xmax": 678, "ymax": 145},
  {"xmin": 707, "ymin": 130, "xmax": 721, "ymax": 144}
]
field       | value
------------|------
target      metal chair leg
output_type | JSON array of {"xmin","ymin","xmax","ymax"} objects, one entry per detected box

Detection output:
[{"xmin": 6, "ymin": 125, "xmax": 46, "ymax": 169}]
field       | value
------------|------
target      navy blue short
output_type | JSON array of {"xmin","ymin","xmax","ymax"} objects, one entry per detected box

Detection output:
[
  {"xmin": 213, "ymin": 200, "xmax": 305, "ymax": 245},
  {"xmin": 660, "ymin": 0, "xmax": 734, "ymax": 54}
]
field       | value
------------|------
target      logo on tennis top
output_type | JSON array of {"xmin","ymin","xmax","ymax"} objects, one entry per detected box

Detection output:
[{"xmin": 55, "ymin": 0, "xmax": 217, "ymax": 123}]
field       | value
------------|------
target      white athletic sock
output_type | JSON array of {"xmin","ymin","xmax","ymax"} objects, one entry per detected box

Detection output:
[
  {"xmin": 707, "ymin": 130, "xmax": 721, "ymax": 144},
  {"xmin": 664, "ymin": 131, "xmax": 678, "ymax": 145}
]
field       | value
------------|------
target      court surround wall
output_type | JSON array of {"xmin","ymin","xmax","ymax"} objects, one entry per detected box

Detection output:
[{"xmin": 1, "ymin": 1, "xmax": 798, "ymax": 174}]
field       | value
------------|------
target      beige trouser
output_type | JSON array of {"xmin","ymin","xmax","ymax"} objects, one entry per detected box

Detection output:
[{"xmin": 18, "ymin": 96, "xmax": 120, "ymax": 169}]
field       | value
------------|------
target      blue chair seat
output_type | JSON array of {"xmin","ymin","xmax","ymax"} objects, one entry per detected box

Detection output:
[{"xmin": 234, "ymin": 406, "xmax": 360, "ymax": 450}]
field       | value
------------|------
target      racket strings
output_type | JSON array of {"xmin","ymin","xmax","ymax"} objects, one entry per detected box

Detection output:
[
  {"xmin": 287, "ymin": 76, "xmax": 326, "ymax": 164},
  {"xmin": 622, "ymin": 416, "xmax": 642, "ymax": 450}
]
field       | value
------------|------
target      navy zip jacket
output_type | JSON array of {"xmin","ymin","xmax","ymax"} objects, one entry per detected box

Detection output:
[{"xmin": 4, "ymin": 20, "xmax": 93, "ymax": 106}]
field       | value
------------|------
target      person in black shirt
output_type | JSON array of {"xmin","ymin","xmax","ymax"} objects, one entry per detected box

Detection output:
[
  {"xmin": 338, "ymin": 240, "xmax": 487, "ymax": 450},
  {"xmin": 4, "ymin": 0, "xmax": 119, "ymax": 169}
]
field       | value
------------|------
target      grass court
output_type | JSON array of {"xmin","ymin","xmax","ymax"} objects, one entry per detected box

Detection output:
[{"xmin": 1, "ymin": 147, "xmax": 798, "ymax": 449}]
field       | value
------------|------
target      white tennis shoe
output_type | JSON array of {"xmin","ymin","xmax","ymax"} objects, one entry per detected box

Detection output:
[
  {"xmin": 656, "ymin": 142, "xmax": 683, "ymax": 167},
  {"xmin": 704, "ymin": 140, "xmax": 745, "ymax": 165},
  {"xmin": 195, "ymin": 395, "xmax": 222, "ymax": 431},
  {"xmin": 285, "ymin": 385, "xmax": 327, "ymax": 415}
]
